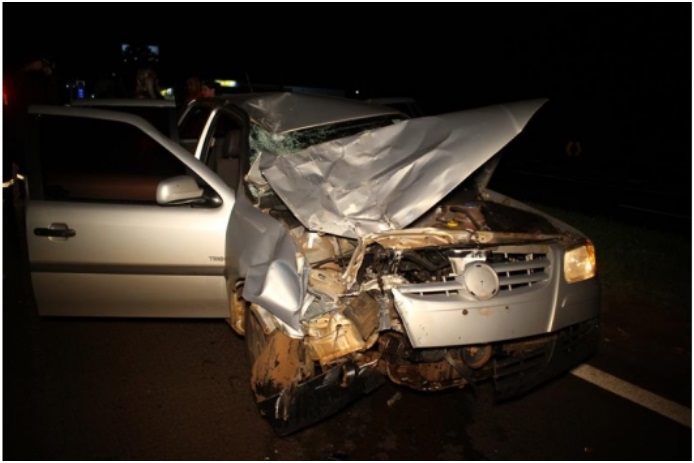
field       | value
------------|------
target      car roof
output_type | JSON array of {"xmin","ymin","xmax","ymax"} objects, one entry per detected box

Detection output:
[
  {"xmin": 70, "ymin": 98, "xmax": 177, "ymax": 109},
  {"xmin": 190, "ymin": 92, "xmax": 404, "ymax": 134}
]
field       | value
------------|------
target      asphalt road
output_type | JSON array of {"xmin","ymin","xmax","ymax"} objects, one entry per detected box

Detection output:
[{"xmin": 3, "ymin": 199, "xmax": 691, "ymax": 460}]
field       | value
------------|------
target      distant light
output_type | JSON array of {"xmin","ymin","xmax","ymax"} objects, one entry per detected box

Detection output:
[
  {"xmin": 354, "ymin": 89, "xmax": 360, "ymax": 95},
  {"xmin": 215, "ymin": 79, "xmax": 237, "ymax": 88},
  {"xmin": 160, "ymin": 88, "xmax": 176, "ymax": 101},
  {"xmin": 75, "ymin": 80, "xmax": 86, "ymax": 100}
]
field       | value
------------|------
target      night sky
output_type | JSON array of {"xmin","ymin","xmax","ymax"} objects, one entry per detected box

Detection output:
[
  {"xmin": 4, "ymin": 4, "xmax": 690, "ymax": 105},
  {"xmin": 3, "ymin": 4, "xmax": 692, "ymax": 203}
]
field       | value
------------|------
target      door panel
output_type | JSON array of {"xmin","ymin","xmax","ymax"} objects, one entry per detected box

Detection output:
[
  {"xmin": 31, "ymin": 274, "xmax": 228, "ymax": 317},
  {"xmin": 26, "ymin": 109, "xmax": 235, "ymax": 317},
  {"xmin": 27, "ymin": 200, "xmax": 230, "ymax": 317}
]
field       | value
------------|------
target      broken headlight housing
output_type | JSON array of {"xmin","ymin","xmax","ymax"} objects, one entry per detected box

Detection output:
[{"xmin": 563, "ymin": 242, "xmax": 597, "ymax": 283}]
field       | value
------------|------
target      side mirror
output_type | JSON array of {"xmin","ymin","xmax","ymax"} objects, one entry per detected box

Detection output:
[{"xmin": 156, "ymin": 175, "xmax": 204, "ymax": 205}]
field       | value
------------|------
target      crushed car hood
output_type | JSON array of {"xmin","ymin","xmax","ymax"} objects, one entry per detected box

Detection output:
[{"xmin": 261, "ymin": 99, "xmax": 547, "ymax": 239}]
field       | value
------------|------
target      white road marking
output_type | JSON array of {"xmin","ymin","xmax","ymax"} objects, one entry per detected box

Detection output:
[{"xmin": 571, "ymin": 364, "xmax": 691, "ymax": 428}]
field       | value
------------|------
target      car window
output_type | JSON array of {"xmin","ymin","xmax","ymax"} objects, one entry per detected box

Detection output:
[
  {"xmin": 116, "ymin": 106, "xmax": 179, "ymax": 142},
  {"xmin": 201, "ymin": 112, "xmax": 244, "ymax": 189},
  {"xmin": 37, "ymin": 115, "xmax": 187, "ymax": 204},
  {"xmin": 178, "ymin": 106, "xmax": 213, "ymax": 154},
  {"xmin": 250, "ymin": 115, "xmax": 403, "ymax": 156}
]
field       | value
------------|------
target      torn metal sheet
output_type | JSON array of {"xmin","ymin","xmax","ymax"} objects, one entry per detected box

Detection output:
[{"xmin": 261, "ymin": 99, "xmax": 547, "ymax": 239}]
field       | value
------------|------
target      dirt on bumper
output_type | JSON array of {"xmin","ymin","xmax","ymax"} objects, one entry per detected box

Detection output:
[{"xmin": 257, "ymin": 318, "xmax": 599, "ymax": 435}]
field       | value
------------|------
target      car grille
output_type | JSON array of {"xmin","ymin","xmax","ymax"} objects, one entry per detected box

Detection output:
[
  {"xmin": 397, "ymin": 248, "xmax": 551, "ymax": 298},
  {"xmin": 490, "ymin": 251, "xmax": 550, "ymax": 292}
]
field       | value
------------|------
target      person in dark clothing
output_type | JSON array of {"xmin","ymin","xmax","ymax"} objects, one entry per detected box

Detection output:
[
  {"xmin": 4, "ymin": 56, "xmax": 62, "ymax": 180},
  {"xmin": 185, "ymin": 76, "xmax": 203, "ymax": 103},
  {"xmin": 3, "ymin": 56, "xmax": 61, "ymax": 234},
  {"xmin": 201, "ymin": 79, "xmax": 219, "ymax": 98}
]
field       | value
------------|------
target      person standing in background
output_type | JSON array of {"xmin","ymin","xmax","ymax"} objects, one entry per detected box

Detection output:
[
  {"xmin": 200, "ymin": 79, "xmax": 219, "ymax": 98},
  {"xmin": 184, "ymin": 76, "xmax": 203, "ymax": 102},
  {"xmin": 134, "ymin": 66, "xmax": 163, "ymax": 99}
]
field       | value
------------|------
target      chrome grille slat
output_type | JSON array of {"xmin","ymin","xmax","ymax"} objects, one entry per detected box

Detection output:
[
  {"xmin": 398, "ymin": 281, "xmax": 465, "ymax": 295},
  {"xmin": 495, "ymin": 251, "xmax": 550, "ymax": 291},
  {"xmin": 491, "ymin": 258, "xmax": 550, "ymax": 273},
  {"xmin": 499, "ymin": 272, "xmax": 548, "ymax": 286}
]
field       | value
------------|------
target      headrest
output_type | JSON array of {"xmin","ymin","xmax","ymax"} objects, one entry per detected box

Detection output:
[{"xmin": 222, "ymin": 129, "xmax": 241, "ymax": 159}]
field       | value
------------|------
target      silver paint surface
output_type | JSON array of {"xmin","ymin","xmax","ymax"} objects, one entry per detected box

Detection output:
[
  {"xmin": 261, "ymin": 99, "xmax": 547, "ymax": 238},
  {"xmin": 27, "ymin": 98, "xmax": 598, "ymax": 350}
]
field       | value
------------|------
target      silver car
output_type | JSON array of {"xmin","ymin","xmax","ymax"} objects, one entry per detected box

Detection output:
[{"xmin": 26, "ymin": 93, "xmax": 600, "ymax": 433}]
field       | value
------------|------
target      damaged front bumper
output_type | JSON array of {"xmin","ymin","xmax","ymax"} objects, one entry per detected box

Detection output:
[
  {"xmin": 257, "ymin": 360, "xmax": 385, "ymax": 436},
  {"xmin": 493, "ymin": 317, "xmax": 599, "ymax": 399},
  {"xmin": 257, "ymin": 318, "xmax": 599, "ymax": 434}
]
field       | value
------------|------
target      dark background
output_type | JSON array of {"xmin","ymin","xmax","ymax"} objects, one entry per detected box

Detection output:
[
  {"xmin": 4, "ymin": 4, "xmax": 690, "ymax": 108},
  {"xmin": 2, "ymin": 6, "xmax": 692, "ymax": 459},
  {"xmin": 3, "ymin": 4, "xmax": 692, "ymax": 220}
]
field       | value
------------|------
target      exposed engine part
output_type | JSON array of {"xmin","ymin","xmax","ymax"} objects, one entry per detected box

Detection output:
[
  {"xmin": 370, "ymin": 331, "xmax": 501, "ymax": 393},
  {"xmin": 289, "ymin": 227, "xmax": 356, "ymax": 265},
  {"xmin": 343, "ymin": 291, "xmax": 381, "ymax": 341},
  {"xmin": 304, "ymin": 310, "xmax": 378, "ymax": 365},
  {"xmin": 358, "ymin": 245, "xmax": 454, "ymax": 285},
  {"xmin": 461, "ymin": 344, "xmax": 493, "ymax": 369},
  {"xmin": 379, "ymin": 333, "xmax": 479, "ymax": 391},
  {"xmin": 435, "ymin": 203, "xmax": 488, "ymax": 231},
  {"xmin": 377, "ymin": 293, "xmax": 392, "ymax": 331},
  {"xmin": 444, "ymin": 352, "xmax": 477, "ymax": 389},
  {"xmin": 308, "ymin": 267, "xmax": 346, "ymax": 301}
]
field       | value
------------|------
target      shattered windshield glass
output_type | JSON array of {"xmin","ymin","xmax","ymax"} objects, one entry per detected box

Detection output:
[
  {"xmin": 251, "ymin": 115, "xmax": 403, "ymax": 156},
  {"xmin": 247, "ymin": 115, "xmax": 403, "ymax": 199}
]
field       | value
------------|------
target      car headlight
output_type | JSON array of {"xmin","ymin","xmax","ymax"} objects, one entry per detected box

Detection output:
[{"xmin": 564, "ymin": 242, "xmax": 597, "ymax": 283}]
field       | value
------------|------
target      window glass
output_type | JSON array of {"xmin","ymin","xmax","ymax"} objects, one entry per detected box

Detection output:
[
  {"xmin": 74, "ymin": 104, "xmax": 178, "ymax": 140},
  {"xmin": 250, "ymin": 115, "xmax": 402, "ymax": 158},
  {"xmin": 38, "ymin": 115, "xmax": 187, "ymax": 203},
  {"xmin": 201, "ymin": 113, "xmax": 243, "ymax": 189},
  {"xmin": 178, "ymin": 106, "xmax": 212, "ymax": 153},
  {"xmin": 179, "ymin": 106, "xmax": 213, "ymax": 139}
]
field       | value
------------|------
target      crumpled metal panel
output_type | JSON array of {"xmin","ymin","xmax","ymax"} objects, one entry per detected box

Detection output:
[
  {"xmin": 228, "ymin": 190, "xmax": 308, "ymax": 336},
  {"xmin": 238, "ymin": 92, "xmax": 400, "ymax": 134},
  {"xmin": 261, "ymin": 99, "xmax": 547, "ymax": 239}
]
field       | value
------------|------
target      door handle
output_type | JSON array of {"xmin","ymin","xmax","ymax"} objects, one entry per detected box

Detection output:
[{"xmin": 34, "ymin": 225, "xmax": 76, "ymax": 238}]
